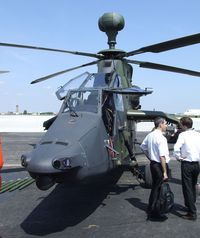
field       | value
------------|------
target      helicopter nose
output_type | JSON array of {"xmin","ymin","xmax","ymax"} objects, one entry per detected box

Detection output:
[
  {"xmin": 21, "ymin": 153, "xmax": 31, "ymax": 168},
  {"xmin": 26, "ymin": 141, "xmax": 85, "ymax": 174},
  {"xmin": 52, "ymin": 157, "xmax": 73, "ymax": 170},
  {"xmin": 51, "ymin": 141, "xmax": 86, "ymax": 171}
]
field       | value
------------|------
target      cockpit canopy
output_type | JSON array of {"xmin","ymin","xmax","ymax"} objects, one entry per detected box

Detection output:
[
  {"xmin": 56, "ymin": 72, "xmax": 113, "ymax": 100},
  {"xmin": 62, "ymin": 89, "xmax": 99, "ymax": 114},
  {"xmin": 57, "ymin": 71, "xmax": 153, "ymax": 116}
]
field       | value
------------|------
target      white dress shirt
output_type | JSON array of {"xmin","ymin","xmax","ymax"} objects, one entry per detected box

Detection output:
[
  {"xmin": 174, "ymin": 129, "xmax": 200, "ymax": 162},
  {"xmin": 140, "ymin": 129, "xmax": 170, "ymax": 163}
]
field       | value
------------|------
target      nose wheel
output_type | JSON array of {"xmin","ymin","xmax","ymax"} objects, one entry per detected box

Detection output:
[{"xmin": 130, "ymin": 161, "xmax": 153, "ymax": 188}]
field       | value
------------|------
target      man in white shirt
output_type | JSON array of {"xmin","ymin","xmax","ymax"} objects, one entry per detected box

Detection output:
[
  {"xmin": 140, "ymin": 117, "xmax": 170, "ymax": 220},
  {"xmin": 174, "ymin": 116, "xmax": 200, "ymax": 221}
]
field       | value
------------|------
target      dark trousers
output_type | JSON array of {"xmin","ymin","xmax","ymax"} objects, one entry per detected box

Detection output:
[
  {"xmin": 147, "ymin": 161, "xmax": 169, "ymax": 215},
  {"xmin": 181, "ymin": 161, "xmax": 200, "ymax": 215}
]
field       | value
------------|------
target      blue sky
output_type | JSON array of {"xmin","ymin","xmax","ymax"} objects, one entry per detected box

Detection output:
[{"xmin": 0, "ymin": 0, "xmax": 200, "ymax": 113}]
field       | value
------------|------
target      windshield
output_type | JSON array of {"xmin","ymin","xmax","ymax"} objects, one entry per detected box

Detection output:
[
  {"xmin": 56, "ymin": 72, "xmax": 110, "ymax": 100},
  {"xmin": 62, "ymin": 89, "xmax": 99, "ymax": 114}
]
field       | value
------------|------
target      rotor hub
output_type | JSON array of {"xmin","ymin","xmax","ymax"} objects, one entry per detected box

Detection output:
[
  {"xmin": 98, "ymin": 49, "xmax": 126, "ymax": 59},
  {"xmin": 98, "ymin": 12, "xmax": 125, "ymax": 49}
]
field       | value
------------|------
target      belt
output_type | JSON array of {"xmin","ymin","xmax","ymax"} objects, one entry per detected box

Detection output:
[
  {"xmin": 150, "ymin": 160, "xmax": 160, "ymax": 164},
  {"xmin": 181, "ymin": 161, "xmax": 199, "ymax": 164}
]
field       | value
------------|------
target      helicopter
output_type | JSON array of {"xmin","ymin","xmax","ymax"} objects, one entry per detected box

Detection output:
[{"xmin": 1, "ymin": 12, "xmax": 200, "ymax": 190}]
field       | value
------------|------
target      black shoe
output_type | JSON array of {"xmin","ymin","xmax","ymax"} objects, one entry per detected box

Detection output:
[
  {"xmin": 147, "ymin": 214, "xmax": 168, "ymax": 222},
  {"xmin": 181, "ymin": 207, "xmax": 189, "ymax": 212},
  {"xmin": 181, "ymin": 213, "xmax": 197, "ymax": 221}
]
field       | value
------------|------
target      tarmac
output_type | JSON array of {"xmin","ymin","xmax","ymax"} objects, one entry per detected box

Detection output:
[{"xmin": 0, "ymin": 132, "xmax": 200, "ymax": 238}]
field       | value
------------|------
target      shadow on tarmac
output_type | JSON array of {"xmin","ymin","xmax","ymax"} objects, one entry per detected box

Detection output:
[
  {"xmin": 126, "ymin": 197, "xmax": 147, "ymax": 213},
  {"xmin": 20, "ymin": 168, "xmax": 185, "ymax": 235},
  {"xmin": 170, "ymin": 177, "xmax": 182, "ymax": 185},
  {"xmin": 20, "ymin": 168, "xmax": 138, "ymax": 236},
  {"xmin": 170, "ymin": 203, "xmax": 188, "ymax": 217},
  {"xmin": 126, "ymin": 198, "xmax": 186, "ymax": 218}
]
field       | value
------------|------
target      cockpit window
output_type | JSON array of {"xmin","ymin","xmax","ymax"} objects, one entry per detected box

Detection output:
[
  {"xmin": 63, "ymin": 90, "xmax": 99, "ymax": 114},
  {"xmin": 56, "ymin": 72, "xmax": 113, "ymax": 100},
  {"xmin": 110, "ymin": 74, "xmax": 124, "ymax": 111},
  {"xmin": 93, "ymin": 73, "xmax": 111, "ymax": 87}
]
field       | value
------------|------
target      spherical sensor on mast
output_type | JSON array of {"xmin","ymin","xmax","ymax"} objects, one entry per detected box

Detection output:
[{"xmin": 98, "ymin": 12, "xmax": 125, "ymax": 49}]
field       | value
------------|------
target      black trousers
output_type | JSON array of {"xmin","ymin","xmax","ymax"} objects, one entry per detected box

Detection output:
[
  {"xmin": 181, "ymin": 161, "xmax": 200, "ymax": 215},
  {"xmin": 147, "ymin": 161, "xmax": 169, "ymax": 215}
]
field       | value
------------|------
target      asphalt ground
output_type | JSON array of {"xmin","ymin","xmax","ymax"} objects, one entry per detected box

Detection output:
[
  {"xmin": 0, "ymin": 132, "xmax": 45, "ymax": 167},
  {"xmin": 0, "ymin": 133, "xmax": 200, "ymax": 238}
]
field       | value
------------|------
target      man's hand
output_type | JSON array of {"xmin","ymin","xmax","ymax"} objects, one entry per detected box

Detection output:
[{"xmin": 163, "ymin": 172, "xmax": 168, "ymax": 181}]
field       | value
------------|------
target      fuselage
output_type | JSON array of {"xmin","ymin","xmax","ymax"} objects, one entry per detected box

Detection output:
[{"xmin": 21, "ymin": 67, "xmax": 151, "ymax": 190}]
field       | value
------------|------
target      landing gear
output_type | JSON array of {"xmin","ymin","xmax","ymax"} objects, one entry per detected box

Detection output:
[
  {"xmin": 144, "ymin": 164, "xmax": 152, "ymax": 188},
  {"xmin": 130, "ymin": 163, "xmax": 152, "ymax": 188},
  {"xmin": 130, "ymin": 165, "xmax": 145, "ymax": 184}
]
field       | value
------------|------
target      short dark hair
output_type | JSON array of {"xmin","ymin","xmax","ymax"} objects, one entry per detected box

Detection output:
[
  {"xmin": 154, "ymin": 117, "xmax": 166, "ymax": 128},
  {"xmin": 180, "ymin": 116, "xmax": 193, "ymax": 129}
]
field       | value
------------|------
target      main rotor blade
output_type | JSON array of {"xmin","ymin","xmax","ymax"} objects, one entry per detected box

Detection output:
[
  {"xmin": 0, "ymin": 42, "xmax": 103, "ymax": 59},
  {"xmin": 123, "ymin": 33, "xmax": 200, "ymax": 57},
  {"xmin": 0, "ymin": 70, "xmax": 9, "ymax": 74},
  {"xmin": 31, "ymin": 60, "xmax": 100, "ymax": 84},
  {"xmin": 127, "ymin": 59, "xmax": 200, "ymax": 77}
]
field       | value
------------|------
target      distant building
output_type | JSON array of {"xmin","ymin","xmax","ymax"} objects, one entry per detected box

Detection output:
[
  {"xmin": 184, "ymin": 109, "xmax": 200, "ymax": 116},
  {"xmin": 16, "ymin": 105, "xmax": 19, "ymax": 114}
]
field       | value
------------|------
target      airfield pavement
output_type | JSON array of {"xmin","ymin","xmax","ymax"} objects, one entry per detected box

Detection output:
[{"xmin": 0, "ymin": 132, "xmax": 200, "ymax": 238}]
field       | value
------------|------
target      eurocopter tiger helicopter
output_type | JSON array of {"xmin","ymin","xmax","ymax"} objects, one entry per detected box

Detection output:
[{"xmin": 1, "ymin": 12, "xmax": 200, "ymax": 190}]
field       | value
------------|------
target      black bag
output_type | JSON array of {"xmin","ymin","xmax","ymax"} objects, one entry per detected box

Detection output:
[{"xmin": 155, "ymin": 182, "xmax": 174, "ymax": 215}]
